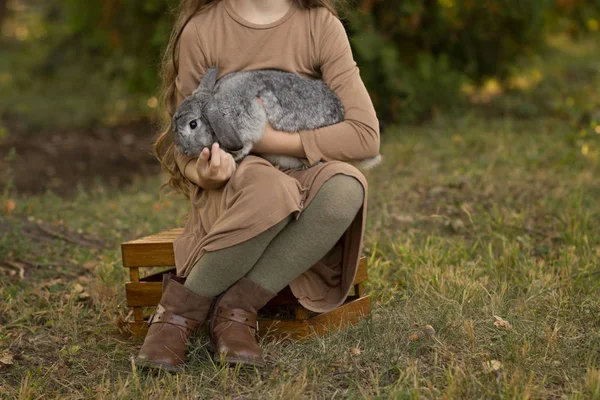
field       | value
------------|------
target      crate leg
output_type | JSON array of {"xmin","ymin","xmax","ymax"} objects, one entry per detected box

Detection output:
[
  {"xmin": 354, "ymin": 283, "xmax": 364, "ymax": 297},
  {"xmin": 295, "ymin": 304, "xmax": 310, "ymax": 320},
  {"xmin": 128, "ymin": 267, "xmax": 147, "ymax": 338},
  {"xmin": 129, "ymin": 267, "xmax": 142, "ymax": 324},
  {"xmin": 129, "ymin": 267, "xmax": 144, "ymax": 324}
]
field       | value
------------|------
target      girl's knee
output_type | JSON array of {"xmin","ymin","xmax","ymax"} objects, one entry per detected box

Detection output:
[
  {"xmin": 316, "ymin": 174, "xmax": 364, "ymax": 223},
  {"xmin": 323, "ymin": 174, "xmax": 364, "ymax": 203}
]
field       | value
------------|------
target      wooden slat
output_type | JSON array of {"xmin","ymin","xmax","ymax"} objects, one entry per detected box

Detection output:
[
  {"xmin": 123, "ymin": 228, "xmax": 184, "ymax": 245},
  {"xmin": 126, "ymin": 282, "xmax": 162, "ymax": 307},
  {"xmin": 309, "ymin": 296, "xmax": 370, "ymax": 336},
  {"xmin": 354, "ymin": 257, "xmax": 368, "ymax": 284},
  {"xmin": 258, "ymin": 296, "xmax": 370, "ymax": 341},
  {"xmin": 258, "ymin": 319, "xmax": 311, "ymax": 340},
  {"xmin": 122, "ymin": 242, "xmax": 176, "ymax": 268},
  {"xmin": 121, "ymin": 228, "xmax": 182, "ymax": 268}
]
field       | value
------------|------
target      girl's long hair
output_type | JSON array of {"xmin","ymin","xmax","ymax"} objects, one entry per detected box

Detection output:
[{"xmin": 153, "ymin": 0, "xmax": 338, "ymax": 198}]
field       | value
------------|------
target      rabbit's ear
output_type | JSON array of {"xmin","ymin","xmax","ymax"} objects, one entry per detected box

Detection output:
[
  {"xmin": 193, "ymin": 67, "xmax": 218, "ymax": 97},
  {"xmin": 205, "ymin": 100, "xmax": 244, "ymax": 152}
]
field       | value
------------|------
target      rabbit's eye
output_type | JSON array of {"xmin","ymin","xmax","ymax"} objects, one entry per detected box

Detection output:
[{"xmin": 189, "ymin": 120, "xmax": 198, "ymax": 130}]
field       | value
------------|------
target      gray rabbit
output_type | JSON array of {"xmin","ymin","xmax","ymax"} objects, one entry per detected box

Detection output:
[{"xmin": 173, "ymin": 67, "xmax": 380, "ymax": 170}]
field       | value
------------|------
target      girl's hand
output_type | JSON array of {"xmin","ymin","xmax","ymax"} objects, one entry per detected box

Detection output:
[
  {"xmin": 251, "ymin": 121, "xmax": 280, "ymax": 153},
  {"xmin": 252, "ymin": 98, "xmax": 306, "ymax": 158},
  {"xmin": 195, "ymin": 143, "xmax": 237, "ymax": 190}
]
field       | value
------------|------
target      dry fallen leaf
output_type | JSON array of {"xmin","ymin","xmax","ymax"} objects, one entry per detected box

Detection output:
[
  {"xmin": 393, "ymin": 214, "xmax": 416, "ymax": 224},
  {"xmin": 348, "ymin": 347, "xmax": 361, "ymax": 356},
  {"xmin": 408, "ymin": 333, "xmax": 422, "ymax": 342},
  {"xmin": 0, "ymin": 353, "xmax": 14, "ymax": 365},
  {"xmin": 78, "ymin": 292, "xmax": 91, "ymax": 300},
  {"xmin": 82, "ymin": 261, "xmax": 96, "ymax": 271},
  {"xmin": 482, "ymin": 360, "xmax": 502, "ymax": 373},
  {"xmin": 73, "ymin": 283, "xmax": 85, "ymax": 293},
  {"xmin": 493, "ymin": 315, "xmax": 512, "ymax": 330},
  {"xmin": 152, "ymin": 201, "xmax": 173, "ymax": 212},
  {"xmin": 42, "ymin": 278, "xmax": 65, "ymax": 288},
  {"xmin": 72, "ymin": 283, "xmax": 90, "ymax": 300},
  {"xmin": 429, "ymin": 186, "xmax": 446, "ymax": 196},
  {"xmin": 3, "ymin": 199, "xmax": 16, "ymax": 214},
  {"xmin": 424, "ymin": 325, "xmax": 436, "ymax": 336},
  {"xmin": 450, "ymin": 218, "xmax": 466, "ymax": 232}
]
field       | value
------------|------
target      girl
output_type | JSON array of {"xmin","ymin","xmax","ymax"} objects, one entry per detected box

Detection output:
[{"xmin": 137, "ymin": 0, "xmax": 380, "ymax": 371}]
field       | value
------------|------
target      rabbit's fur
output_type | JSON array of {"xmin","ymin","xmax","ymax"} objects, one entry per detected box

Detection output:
[{"xmin": 173, "ymin": 67, "xmax": 381, "ymax": 170}]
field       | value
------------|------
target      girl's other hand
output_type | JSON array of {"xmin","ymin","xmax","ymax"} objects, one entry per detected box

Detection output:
[
  {"xmin": 252, "ymin": 120, "xmax": 279, "ymax": 154},
  {"xmin": 195, "ymin": 143, "xmax": 237, "ymax": 190},
  {"xmin": 252, "ymin": 97, "xmax": 306, "ymax": 158}
]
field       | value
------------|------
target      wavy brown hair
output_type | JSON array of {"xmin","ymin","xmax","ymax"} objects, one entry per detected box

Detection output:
[{"xmin": 153, "ymin": 0, "xmax": 339, "ymax": 198}]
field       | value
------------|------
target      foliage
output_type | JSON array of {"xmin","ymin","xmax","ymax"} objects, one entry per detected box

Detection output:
[
  {"xmin": 1, "ymin": 0, "xmax": 599, "ymax": 128},
  {"xmin": 58, "ymin": 0, "xmax": 172, "ymax": 95},
  {"xmin": 343, "ymin": 0, "xmax": 557, "ymax": 123},
  {"xmin": 552, "ymin": 0, "xmax": 600, "ymax": 35},
  {"xmin": 480, "ymin": 35, "xmax": 600, "ymax": 126},
  {"xmin": 0, "ymin": 0, "xmax": 174, "ymax": 129}
]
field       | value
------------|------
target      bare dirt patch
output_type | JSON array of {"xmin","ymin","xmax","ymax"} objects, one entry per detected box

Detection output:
[{"xmin": 0, "ymin": 120, "xmax": 161, "ymax": 196}]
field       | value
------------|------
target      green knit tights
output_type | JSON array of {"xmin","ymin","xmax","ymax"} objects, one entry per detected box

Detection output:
[{"xmin": 184, "ymin": 174, "xmax": 364, "ymax": 297}]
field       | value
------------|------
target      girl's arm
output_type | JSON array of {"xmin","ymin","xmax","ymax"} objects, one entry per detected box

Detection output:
[
  {"xmin": 254, "ymin": 11, "xmax": 380, "ymax": 165},
  {"xmin": 251, "ymin": 124, "xmax": 306, "ymax": 157},
  {"xmin": 173, "ymin": 20, "xmax": 236, "ymax": 189},
  {"xmin": 251, "ymin": 98, "xmax": 305, "ymax": 157},
  {"xmin": 174, "ymin": 20, "xmax": 207, "ymax": 182}
]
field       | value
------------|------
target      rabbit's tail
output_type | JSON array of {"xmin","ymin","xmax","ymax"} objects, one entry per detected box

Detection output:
[{"xmin": 349, "ymin": 155, "xmax": 383, "ymax": 170}]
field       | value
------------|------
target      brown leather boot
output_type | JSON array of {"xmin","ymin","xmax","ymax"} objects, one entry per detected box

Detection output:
[
  {"xmin": 210, "ymin": 277, "xmax": 276, "ymax": 367},
  {"xmin": 136, "ymin": 274, "xmax": 213, "ymax": 372}
]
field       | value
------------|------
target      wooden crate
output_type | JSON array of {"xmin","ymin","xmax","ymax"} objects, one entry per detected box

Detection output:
[{"xmin": 122, "ymin": 228, "xmax": 370, "ymax": 340}]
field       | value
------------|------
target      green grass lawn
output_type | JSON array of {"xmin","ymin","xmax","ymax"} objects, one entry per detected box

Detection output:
[{"xmin": 1, "ymin": 37, "xmax": 600, "ymax": 399}]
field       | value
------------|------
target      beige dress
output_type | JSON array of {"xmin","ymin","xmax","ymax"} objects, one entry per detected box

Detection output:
[{"xmin": 172, "ymin": 0, "xmax": 380, "ymax": 313}]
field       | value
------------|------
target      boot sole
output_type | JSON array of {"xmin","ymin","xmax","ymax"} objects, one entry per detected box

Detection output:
[{"xmin": 135, "ymin": 357, "xmax": 184, "ymax": 373}]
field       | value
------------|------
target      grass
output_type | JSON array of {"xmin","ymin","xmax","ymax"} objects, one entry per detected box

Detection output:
[{"xmin": 1, "ymin": 36, "xmax": 600, "ymax": 399}]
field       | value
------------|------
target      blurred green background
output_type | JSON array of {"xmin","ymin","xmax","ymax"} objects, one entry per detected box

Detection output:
[
  {"xmin": 1, "ymin": 0, "xmax": 599, "ymax": 130},
  {"xmin": 0, "ymin": 0, "xmax": 599, "ymax": 195}
]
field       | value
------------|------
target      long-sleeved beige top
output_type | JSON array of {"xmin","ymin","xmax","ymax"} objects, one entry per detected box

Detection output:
[{"xmin": 175, "ymin": 0, "xmax": 380, "ymax": 166}]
